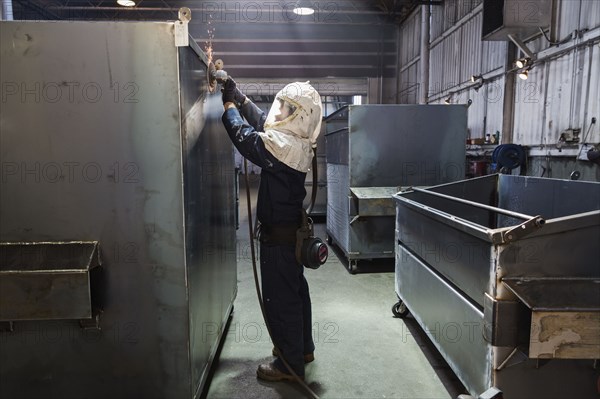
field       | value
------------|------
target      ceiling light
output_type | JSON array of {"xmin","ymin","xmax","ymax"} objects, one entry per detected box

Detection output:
[
  {"xmin": 444, "ymin": 97, "xmax": 451, "ymax": 105},
  {"xmin": 470, "ymin": 75, "xmax": 482, "ymax": 83},
  {"xmin": 293, "ymin": 7, "xmax": 315, "ymax": 16},
  {"xmin": 518, "ymin": 69, "xmax": 529, "ymax": 80},
  {"xmin": 117, "ymin": 0, "xmax": 135, "ymax": 7},
  {"xmin": 515, "ymin": 57, "xmax": 531, "ymax": 69}
]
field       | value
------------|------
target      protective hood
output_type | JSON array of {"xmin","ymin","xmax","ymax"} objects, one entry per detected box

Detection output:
[{"xmin": 259, "ymin": 82, "xmax": 323, "ymax": 173}]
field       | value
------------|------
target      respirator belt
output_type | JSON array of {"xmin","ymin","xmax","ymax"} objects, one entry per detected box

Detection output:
[{"xmin": 259, "ymin": 223, "xmax": 298, "ymax": 246}]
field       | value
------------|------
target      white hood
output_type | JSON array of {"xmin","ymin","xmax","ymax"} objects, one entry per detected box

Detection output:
[{"xmin": 259, "ymin": 82, "xmax": 323, "ymax": 173}]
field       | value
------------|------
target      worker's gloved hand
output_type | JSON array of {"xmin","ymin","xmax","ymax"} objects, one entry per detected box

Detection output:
[
  {"xmin": 222, "ymin": 79, "xmax": 236, "ymax": 105},
  {"xmin": 222, "ymin": 77, "xmax": 246, "ymax": 106}
]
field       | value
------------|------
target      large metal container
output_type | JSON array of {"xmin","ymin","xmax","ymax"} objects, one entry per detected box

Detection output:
[
  {"xmin": 0, "ymin": 20, "xmax": 236, "ymax": 399},
  {"xmin": 325, "ymin": 105, "xmax": 466, "ymax": 272},
  {"xmin": 394, "ymin": 175, "xmax": 600, "ymax": 398}
]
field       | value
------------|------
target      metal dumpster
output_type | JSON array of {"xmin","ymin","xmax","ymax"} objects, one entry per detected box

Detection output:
[
  {"xmin": 393, "ymin": 174, "xmax": 600, "ymax": 398},
  {"xmin": 0, "ymin": 20, "xmax": 236, "ymax": 399},
  {"xmin": 325, "ymin": 104, "xmax": 467, "ymax": 272}
]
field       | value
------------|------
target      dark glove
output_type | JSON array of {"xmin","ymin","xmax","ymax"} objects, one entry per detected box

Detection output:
[
  {"xmin": 222, "ymin": 79, "xmax": 236, "ymax": 105},
  {"xmin": 222, "ymin": 77, "xmax": 246, "ymax": 106}
]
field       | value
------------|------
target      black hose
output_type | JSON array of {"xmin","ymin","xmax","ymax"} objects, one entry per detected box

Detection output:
[
  {"xmin": 306, "ymin": 148, "xmax": 318, "ymax": 216},
  {"xmin": 243, "ymin": 159, "xmax": 319, "ymax": 399}
]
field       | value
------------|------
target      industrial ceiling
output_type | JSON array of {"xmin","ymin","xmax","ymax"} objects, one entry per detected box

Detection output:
[{"xmin": 9, "ymin": 0, "xmax": 442, "ymax": 79}]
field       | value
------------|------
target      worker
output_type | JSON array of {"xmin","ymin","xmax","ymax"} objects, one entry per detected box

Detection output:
[{"xmin": 221, "ymin": 79, "xmax": 323, "ymax": 382}]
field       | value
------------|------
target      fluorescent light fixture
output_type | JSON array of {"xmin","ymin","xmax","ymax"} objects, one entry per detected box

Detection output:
[
  {"xmin": 293, "ymin": 7, "xmax": 315, "ymax": 16},
  {"xmin": 470, "ymin": 75, "xmax": 482, "ymax": 83},
  {"xmin": 353, "ymin": 95, "xmax": 362, "ymax": 105},
  {"xmin": 117, "ymin": 0, "xmax": 135, "ymax": 7},
  {"xmin": 444, "ymin": 97, "xmax": 451, "ymax": 105}
]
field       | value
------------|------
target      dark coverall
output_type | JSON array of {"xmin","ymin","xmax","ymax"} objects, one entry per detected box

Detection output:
[{"xmin": 222, "ymin": 101, "xmax": 315, "ymax": 377}]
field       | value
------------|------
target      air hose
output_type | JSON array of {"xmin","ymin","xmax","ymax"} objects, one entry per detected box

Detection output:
[{"xmin": 243, "ymin": 158, "xmax": 320, "ymax": 399}]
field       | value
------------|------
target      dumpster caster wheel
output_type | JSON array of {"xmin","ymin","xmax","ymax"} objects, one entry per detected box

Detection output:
[
  {"xmin": 392, "ymin": 301, "xmax": 409, "ymax": 318},
  {"xmin": 348, "ymin": 260, "xmax": 358, "ymax": 274}
]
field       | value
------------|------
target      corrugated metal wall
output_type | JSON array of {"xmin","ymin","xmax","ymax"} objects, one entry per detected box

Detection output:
[
  {"xmin": 398, "ymin": 9, "xmax": 421, "ymax": 104},
  {"xmin": 557, "ymin": 0, "xmax": 600, "ymax": 38},
  {"xmin": 398, "ymin": 0, "xmax": 600, "ymax": 149},
  {"xmin": 513, "ymin": 0, "xmax": 600, "ymax": 147},
  {"xmin": 411, "ymin": 0, "xmax": 506, "ymax": 139}
]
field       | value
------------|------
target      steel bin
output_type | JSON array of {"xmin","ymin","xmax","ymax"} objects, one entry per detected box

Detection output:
[
  {"xmin": 393, "ymin": 174, "xmax": 600, "ymax": 398},
  {"xmin": 0, "ymin": 20, "xmax": 237, "ymax": 399},
  {"xmin": 325, "ymin": 104, "xmax": 467, "ymax": 272}
]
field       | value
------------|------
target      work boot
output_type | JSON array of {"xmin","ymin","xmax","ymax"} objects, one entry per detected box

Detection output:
[
  {"xmin": 256, "ymin": 362, "xmax": 303, "ymax": 382},
  {"xmin": 272, "ymin": 347, "xmax": 315, "ymax": 364}
]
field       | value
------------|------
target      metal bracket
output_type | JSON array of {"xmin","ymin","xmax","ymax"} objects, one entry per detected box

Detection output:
[
  {"xmin": 497, "ymin": 347, "xmax": 529, "ymax": 370},
  {"xmin": 479, "ymin": 387, "xmax": 503, "ymax": 399},
  {"xmin": 79, "ymin": 309, "xmax": 102, "ymax": 331},
  {"xmin": 507, "ymin": 34, "xmax": 536, "ymax": 60},
  {"xmin": 174, "ymin": 7, "xmax": 191, "ymax": 47},
  {"xmin": 502, "ymin": 215, "xmax": 545, "ymax": 243},
  {"xmin": 535, "ymin": 358, "xmax": 552, "ymax": 369},
  {"xmin": 483, "ymin": 293, "xmax": 523, "ymax": 346},
  {"xmin": 178, "ymin": 7, "xmax": 191, "ymax": 22}
]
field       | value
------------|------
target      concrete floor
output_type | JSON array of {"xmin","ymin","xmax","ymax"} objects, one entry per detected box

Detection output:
[{"xmin": 204, "ymin": 178, "xmax": 466, "ymax": 399}]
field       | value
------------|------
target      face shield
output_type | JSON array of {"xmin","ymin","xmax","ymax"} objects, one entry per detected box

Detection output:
[
  {"xmin": 267, "ymin": 98, "xmax": 298, "ymax": 124},
  {"xmin": 259, "ymin": 82, "xmax": 323, "ymax": 172},
  {"xmin": 264, "ymin": 82, "xmax": 322, "ymax": 143}
]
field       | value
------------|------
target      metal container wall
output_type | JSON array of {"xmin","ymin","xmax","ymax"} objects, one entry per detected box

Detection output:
[
  {"xmin": 394, "ymin": 175, "xmax": 600, "ymax": 397},
  {"xmin": 325, "ymin": 105, "xmax": 466, "ymax": 269},
  {"xmin": 0, "ymin": 21, "xmax": 236, "ymax": 399}
]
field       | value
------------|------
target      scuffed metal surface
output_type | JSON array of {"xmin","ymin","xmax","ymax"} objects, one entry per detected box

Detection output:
[
  {"xmin": 0, "ymin": 20, "xmax": 236, "ymax": 399},
  {"xmin": 530, "ymin": 312, "xmax": 600, "ymax": 359},
  {"xmin": 350, "ymin": 186, "xmax": 399, "ymax": 217},
  {"xmin": 0, "ymin": 241, "xmax": 101, "ymax": 321},
  {"xmin": 395, "ymin": 175, "xmax": 600, "ymax": 396},
  {"xmin": 326, "ymin": 105, "xmax": 467, "ymax": 261}
]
